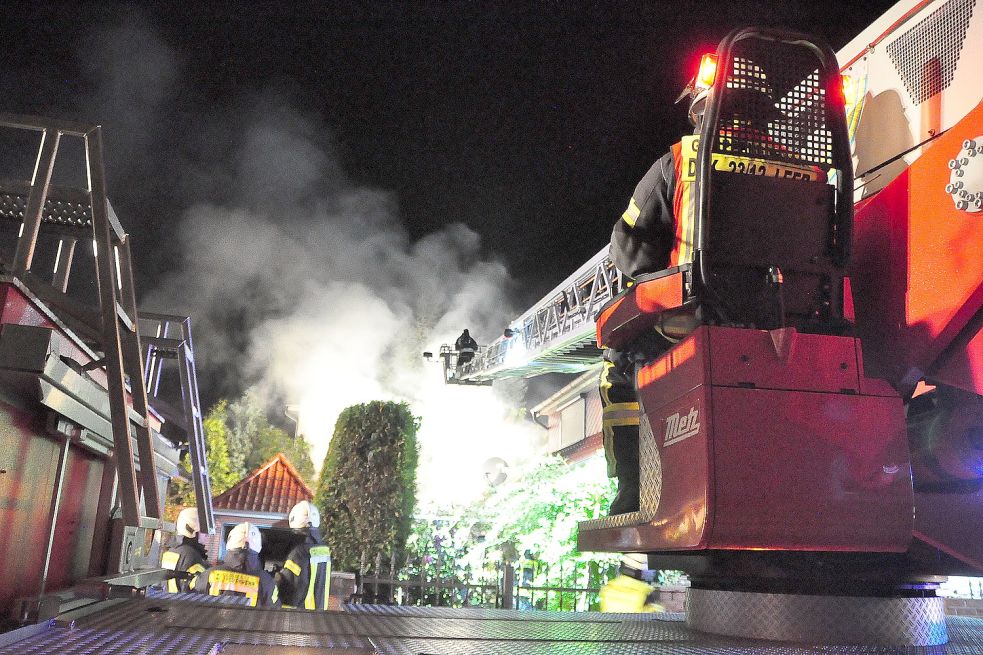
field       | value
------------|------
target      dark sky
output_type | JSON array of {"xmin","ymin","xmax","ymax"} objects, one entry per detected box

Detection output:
[
  {"xmin": 0, "ymin": 1, "xmax": 902, "ymax": 413},
  {"xmin": 3, "ymin": 1, "xmax": 897, "ymax": 305}
]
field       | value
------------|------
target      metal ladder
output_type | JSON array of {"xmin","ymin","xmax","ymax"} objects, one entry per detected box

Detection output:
[
  {"xmin": 0, "ymin": 114, "xmax": 160, "ymax": 527},
  {"xmin": 140, "ymin": 313, "xmax": 214, "ymax": 533}
]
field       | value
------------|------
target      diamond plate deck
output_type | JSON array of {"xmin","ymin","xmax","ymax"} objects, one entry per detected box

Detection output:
[{"xmin": 0, "ymin": 598, "xmax": 980, "ymax": 655}]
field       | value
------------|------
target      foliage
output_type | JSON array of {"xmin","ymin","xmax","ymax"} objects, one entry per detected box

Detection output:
[
  {"xmin": 315, "ymin": 401, "xmax": 420, "ymax": 572},
  {"xmin": 223, "ymin": 390, "xmax": 266, "ymax": 478},
  {"xmin": 165, "ymin": 399, "xmax": 239, "ymax": 519},
  {"xmin": 164, "ymin": 392, "xmax": 316, "ymax": 520},
  {"xmin": 394, "ymin": 455, "xmax": 623, "ymax": 609},
  {"xmin": 245, "ymin": 422, "xmax": 315, "ymax": 483}
]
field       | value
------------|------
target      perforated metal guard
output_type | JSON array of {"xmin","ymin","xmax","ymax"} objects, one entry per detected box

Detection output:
[
  {"xmin": 578, "ymin": 414, "xmax": 661, "ymax": 532},
  {"xmin": 717, "ymin": 40, "xmax": 833, "ymax": 168},
  {"xmin": 0, "ymin": 598, "xmax": 980, "ymax": 654},
  {"xmin": 0, "ymin": 191, "xmax": 93, "ymax": 235},
  {"xmin": 887, "ymin": 0, "xmax": 976, "ymax": 105}
]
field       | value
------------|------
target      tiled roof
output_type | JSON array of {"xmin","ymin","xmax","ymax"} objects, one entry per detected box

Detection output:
[{"xmin": 212, "ymin": 453, "xmax": 313, "ymax": 514}]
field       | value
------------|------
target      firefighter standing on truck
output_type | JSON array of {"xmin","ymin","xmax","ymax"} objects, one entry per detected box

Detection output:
[
  {"xmin": 276, "ymin": 500, "xmax": 332, "ymax": 610},
  {"xmin": 161, "ymin": 507, "xmax": 208, "ymax": 593},
  {"xmin": 193, "ymin": 522, "xmax": 279, "ymax": 607}
]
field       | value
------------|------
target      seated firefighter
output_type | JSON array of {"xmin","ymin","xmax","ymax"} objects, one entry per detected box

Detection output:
[
  {"xmin": 455, "ymin": 329, "xmax": 479, "ymax": 366},
  {"xmin": 161, "ymin": 507, "xmax": 208, "ymax": 593},
  {"xmin": 275, "ymin": 501, "xmax": 332, "ymax": 610},
  {"xmin": 602, "ymin": 79, "xmax": 787, "ymax": 515},
  {"xmin": 193, "ymin": 522, "xmax": 280, "ymax": 607}
]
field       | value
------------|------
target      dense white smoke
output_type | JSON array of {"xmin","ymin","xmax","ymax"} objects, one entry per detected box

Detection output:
[{"xmin": 83, "ymin": 23, "xmax": 545, "ymax": 505}]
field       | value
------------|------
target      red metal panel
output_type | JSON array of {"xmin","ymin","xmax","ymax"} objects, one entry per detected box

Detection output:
[
  {"xmin": 0, "ymin": 402, "xmax": 59, "ymax": 612},
  {"xmin": 639, "ymin": 386, "xmax": 712, "ymax": 550},
  {"xmin": 851, "ymin": 100, "xmax": 983, "ymax": 394},
  {"xmin": 637, "ymin": 327, "xmax": 710, "ymax": 406},
  {"xmin": 709, "ymin": 387, "xmax": 912, "ymax": 551},
  {"xmin": 47, "ymin": 450, "xmax": 104, "ymax": 590},
  {"xmin": 708, "ymin": 327, "xmax": 860, "ymax": 393}
]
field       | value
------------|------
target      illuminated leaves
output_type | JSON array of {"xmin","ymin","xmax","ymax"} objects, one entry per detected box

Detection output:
[{"xmin": 314, "ymin": 401, "xmax": 420, "ymax": 571}]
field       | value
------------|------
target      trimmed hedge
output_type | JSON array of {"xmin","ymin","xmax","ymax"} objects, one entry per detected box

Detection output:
[{"xmin": 315, "ymin": 401, "xmax": 419, "ymax": 571}]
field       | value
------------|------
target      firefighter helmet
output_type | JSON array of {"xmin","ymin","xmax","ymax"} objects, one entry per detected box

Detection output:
[
  {"xmin": 176, "ymin": 507, "xmax": 201, "ymax": 539},
  {"xmin": 288, "ymin": 500, "xmax": 321, "ymax": 529},
  {"xmin": 228, "ymin": 522, "xmax": 262, "ymax": 553}
]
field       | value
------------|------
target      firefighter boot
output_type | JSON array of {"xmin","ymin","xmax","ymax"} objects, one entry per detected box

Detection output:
[{"xmin": 609, "ymin": 429, "xmax": 640, "ymax": 515}]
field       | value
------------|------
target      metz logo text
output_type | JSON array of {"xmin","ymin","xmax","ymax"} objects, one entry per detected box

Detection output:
[{"xmin": 664, "ymin": 407, "xmax": 700, "ymax": 446}]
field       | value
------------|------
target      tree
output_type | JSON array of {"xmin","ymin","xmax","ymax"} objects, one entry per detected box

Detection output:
[
  {"xmin": 224, "ymin": 390, "xmax": 265, "ymax": 477},
  {"xmin": 165, "ymin": 399, "xmax": 239, "ymax": 518},
  {"xmin": 245, "ymin": 422, "xmax": 316, "ymax": 483},
  {"xmin": 315, "ymin": 401, "xmax": 420, "ymax": 572}
]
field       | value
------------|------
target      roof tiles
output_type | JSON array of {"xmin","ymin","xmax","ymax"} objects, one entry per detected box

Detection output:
[{"xmin": 212, "ymin": 453, "xmax": 313, "ymax": 514}]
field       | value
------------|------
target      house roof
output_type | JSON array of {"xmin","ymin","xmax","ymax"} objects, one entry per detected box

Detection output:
[{"xmin": 212, "ymin": 453, "xmax": 313, "ymax": 515}]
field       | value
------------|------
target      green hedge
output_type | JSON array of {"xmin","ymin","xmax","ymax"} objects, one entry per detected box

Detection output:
[{"xmin": 315, "ymin": 401, "xmax": 419, "ymax": 571}]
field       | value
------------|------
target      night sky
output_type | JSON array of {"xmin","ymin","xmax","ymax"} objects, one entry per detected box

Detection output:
[
  {"xmin": 1, "ymin": 1, "xmax": 899, "ymax": 414},
  {"xmin": 4, "ymin": 1, "xmax": 897, "ymax": 301}
]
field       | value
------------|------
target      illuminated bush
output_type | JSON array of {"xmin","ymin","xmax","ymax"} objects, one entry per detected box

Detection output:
[{"xmin": 315, "ymin": 401, "xmax": 420, "ymax": 571}]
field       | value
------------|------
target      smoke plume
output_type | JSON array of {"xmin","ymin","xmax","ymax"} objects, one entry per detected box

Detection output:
[{"xmin": 76, "ymin": 17, "xmax": 542, "ymax": 505}]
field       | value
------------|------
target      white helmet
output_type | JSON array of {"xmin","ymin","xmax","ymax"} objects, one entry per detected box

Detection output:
[
  {"xmin": 227, "ymin": 522, "xmax": 262, "ymax": 553},
  {"xmin": 288, "ymin": 500, "xmax": 320, "ymax": 529},
  {"xmin": 176, "ymin": 507, "xmax": 200, "ymax": 539}
]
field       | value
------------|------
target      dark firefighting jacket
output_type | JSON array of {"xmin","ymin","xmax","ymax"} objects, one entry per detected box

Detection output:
[
  {"xmin": 162, "ymin": 537, "xmax": 208, "ymax": 593},
  {"xmin": 193, "ymin": 548, "xmax": 280, "ymax": 607},
  {"xmin": 610, "ymin": 147, "xmax": 681, "ymax": 278},
  {"xmin": 275, "ymin": 527, "xmax": 332, "ymax": 610}
]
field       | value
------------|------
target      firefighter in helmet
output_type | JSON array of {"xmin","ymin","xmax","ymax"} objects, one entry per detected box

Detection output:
[
  {"xmin": 161, "ymin": 507, "xmax": 208, "ymax": 593},
  {"xmin": 275, "ymin": 501, "xmax": 333, "ymax": 610},
  {"xmin": 193, "ymin": 522, "xmax": 279, "ymax": 607},
  {"xmin": 603, "ymin": 74, "xmax": 787, "ymax": 515},
  {"xmin": 455, "ymin": 329, "xmax": 479, "ymax": 366}
]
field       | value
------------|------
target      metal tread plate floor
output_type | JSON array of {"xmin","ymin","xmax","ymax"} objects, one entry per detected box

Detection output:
[{"xmin": 0, "ymin": 598, "xmax": 980, "ymax": 654}]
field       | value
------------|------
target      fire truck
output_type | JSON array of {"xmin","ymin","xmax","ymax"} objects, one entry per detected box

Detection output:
[{"xmin": 0, "ymin": 0, "xmax": 980, "ymax": 653}]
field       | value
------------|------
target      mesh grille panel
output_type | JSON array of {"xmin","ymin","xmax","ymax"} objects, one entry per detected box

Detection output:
[
  {"xmin": 0, "ymin": 192, "xmax": 93, "ymax": 232},
  {"xmin": 887, "ymin": 0, "xmax": 976, "ymax": 105},
  {"xmin": 715, "ymin": 40, "xmax": 833, "ymax": 168}
]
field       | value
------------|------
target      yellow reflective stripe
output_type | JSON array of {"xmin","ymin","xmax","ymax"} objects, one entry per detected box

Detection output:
[
  {"xmin": 603, "ymin": 401, "xmax": 639, "ymax": 414},
  {"xmin": 271, "ymin": 585, "xmax": 279, "ymax": 604},
  {"xmin": 604, "ymin": 416, "xmax": 641, "ymax": 428},
  {"xmin": 208, "ymin": 570, "xmax": 259, "ymax": 606},
  {"xmin": 621, "ymin": 197, "xmax": 641, "ymax": 227},
  {"xmin": 188, "ymin": 563, "xmax": 205, "ymax": 575},
  {"xmin": 679, "ymin": 177, "xmax": 694, "ymax": 265},
  {"xmin": 162, "ymin": 551, "xmax": 180, "ymax": 593},
  {"xmin": 599, "ymin": 362, "xmax": 615, "ymax": 405},
  {"xmin": 284, "ymin": 559, "xmax": 302, "ymax": 577},
  {"xmin": 306, "ymin": 547, "xmax": 332, "ymax": 610}
]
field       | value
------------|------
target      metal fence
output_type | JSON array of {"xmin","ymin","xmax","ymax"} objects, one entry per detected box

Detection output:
[{"xmin": 354, "ymin": 552, "xmax": 618, "ymax": 611}]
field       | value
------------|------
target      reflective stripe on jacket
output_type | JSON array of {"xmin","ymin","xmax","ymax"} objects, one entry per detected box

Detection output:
[{"xmin": 161, "ymin": 537, "xmax": 208, "ymax": 593}]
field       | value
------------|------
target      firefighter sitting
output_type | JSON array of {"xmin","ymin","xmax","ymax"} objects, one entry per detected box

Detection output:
[
  {"xmin": 275, "ymin": 501, "xmax": 332, "ymax": 610},
  {"xmin": 193, "ymin": 522, "xmax": 279, "ymax": 607},
  {"xmin": 161, "ymin": 507, "xmax": 208, "ymax": 593},
  {"xmin": 603, "ymin": 80, "xmax": 788, "ymax": 516}
]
